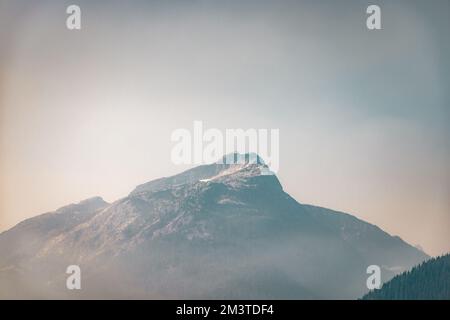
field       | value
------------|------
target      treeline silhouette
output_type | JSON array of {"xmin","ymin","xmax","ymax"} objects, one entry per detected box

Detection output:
[{"xmin": 363, "ymin": 253, "xmax": 450, "ymax": 300}]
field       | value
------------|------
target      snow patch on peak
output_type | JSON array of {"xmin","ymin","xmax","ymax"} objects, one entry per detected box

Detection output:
[{"xmin": 199, "ymin": 162, "xmax": 266, "ymax": 183}]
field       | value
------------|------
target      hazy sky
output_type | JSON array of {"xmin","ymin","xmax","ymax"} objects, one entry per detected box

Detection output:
[{"xmin": 0, "ymin": 0, "xmax": 449, "ymax": 256}]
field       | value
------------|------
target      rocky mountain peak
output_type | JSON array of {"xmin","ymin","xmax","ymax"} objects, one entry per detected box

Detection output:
[{"xmin": 130, "ymin": 153, "xmax": 274, "ymax": 196}]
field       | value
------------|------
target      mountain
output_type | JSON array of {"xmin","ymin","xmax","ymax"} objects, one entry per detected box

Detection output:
[
  {"xmin": 0, "ymin": 154, "xmax": 428, "ymax": 299},
  {"xmin": 362, "ymin": 253, "xmax": 450, "ymax": 300}
]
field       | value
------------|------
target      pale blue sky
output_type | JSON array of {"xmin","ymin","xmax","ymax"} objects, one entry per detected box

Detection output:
[{"xmin": 0, "ymin": 0, "xmax": 449, "ymax": 255}]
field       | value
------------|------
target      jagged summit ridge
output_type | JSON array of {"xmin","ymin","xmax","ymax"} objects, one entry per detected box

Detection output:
[
  {"xmin": 218, "ymin": 152, "xmax": 266, "ymax": 165},
  {"xmin": 130, "ymin": 153, "xmax": 274, "ymax": 196}
]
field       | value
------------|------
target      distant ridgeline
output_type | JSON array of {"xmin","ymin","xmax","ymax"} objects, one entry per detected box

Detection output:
[{"xmin": 363, "ymin": 253, "xmax": 450, "ymax": 300}]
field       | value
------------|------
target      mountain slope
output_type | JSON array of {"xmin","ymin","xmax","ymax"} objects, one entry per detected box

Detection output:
[
  {"xmin": 0, "ymin": 154, "xmax": 428, "ymax": 299},
  {"xmin": 362, "ymin": 254, "xmax": 450, "ymax": 300}
]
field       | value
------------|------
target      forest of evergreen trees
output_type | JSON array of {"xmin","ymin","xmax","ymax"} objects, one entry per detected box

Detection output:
[{"xmin": 363, "ymin": 253, "xmax": 450, "ymax": 300}]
